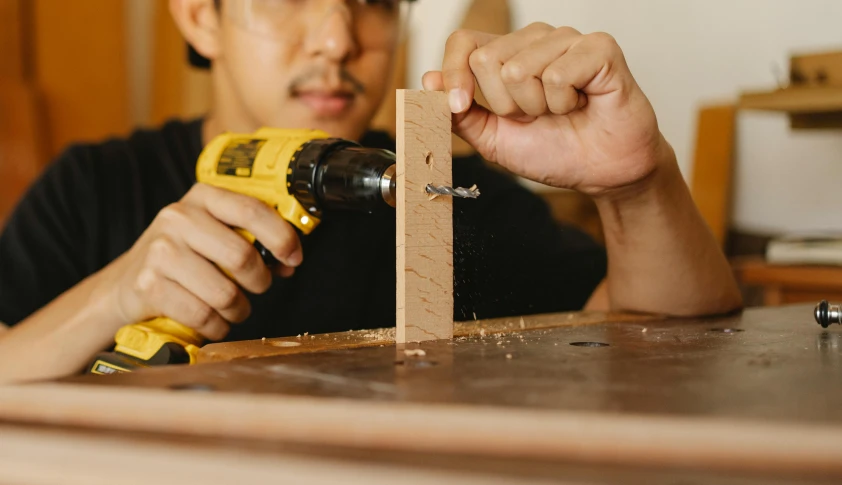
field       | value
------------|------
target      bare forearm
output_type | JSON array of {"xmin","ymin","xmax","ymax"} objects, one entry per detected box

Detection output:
[
  {"xmin": 593, "ymin": 140, "xmax": 743, "ymax": 317},
  {"xmin": 0, "ymin": 268, "xmax": 121, "ymax": 384}
]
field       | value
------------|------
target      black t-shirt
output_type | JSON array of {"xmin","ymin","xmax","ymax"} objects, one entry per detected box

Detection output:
[{"xmin": 0, "ymin": 118, "xmax": 606, "ymax": 340}]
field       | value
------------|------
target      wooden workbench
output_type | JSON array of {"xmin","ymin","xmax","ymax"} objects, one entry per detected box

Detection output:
[{"xmin": 1, "ymin": 303, "xmax": 841, "ymax": 484}]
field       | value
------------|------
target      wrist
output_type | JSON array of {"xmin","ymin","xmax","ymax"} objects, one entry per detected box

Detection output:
[
  {"xmin": 591, "ymin": 135, "xmax": 686, "ymax": 240},
  {"xmin": 87, "ymin": 256, "xmax": 135, "ymax": 332},
  {"xmin": 592, "ymin": 134, "xmax": 680, "ymax": 208}
]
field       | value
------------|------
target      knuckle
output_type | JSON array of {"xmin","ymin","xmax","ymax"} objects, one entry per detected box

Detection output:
[
  {"xmin": 469, "ymin": 47, "xmax": 496, "ymax": 70},
  {"xmin": 446, "ymin": 29, "xmax": 473, "ymax": 48},
  {"xmin": 542, "ymin": 67, "xmax": 565, "ymax": 87},
  {"xmin": 270, "ymin": 235, "xmax": 298, "ymax": 260},
  {"xmin": 526, "ymin": 21, "xmax": 554, "ymax": 32},
  {"xmin": 555, "ymin": 26, "xmax": 582, "ymax": 37},
  {"xmin": 156, "ymin": 203, "xmax": 188, "ymax": 229},
  {"xmin": 189, "ymin": 304, "xmax": 215, "ymax": 327},
  {"xmin": 134, "ymin": 268, "xmax": 159, "ymax": 295},
  {"xmin": 186, "ymin": 182, "xmax": 210, "ymax": 200},
  {"xmin": 500, "ymin": 61, "xmax": 529, "ymax": 84},
  {"xmin": 225, "ymin": 239, "xmax": 255, "ymax": 272},
  {"xmin": 147, "ymin": 236, "xmax": 176, "ymax": 263},
  {"xmin": 588, "ymin": 31, "xmax": 619, "ymax": 51},
  {"xmin": 212, "ymin": 282, "xmax": 240, "ymax": 310},
  {"xmin": 239, "ymin": 197, "xmax": 266, "ymax": 222}
]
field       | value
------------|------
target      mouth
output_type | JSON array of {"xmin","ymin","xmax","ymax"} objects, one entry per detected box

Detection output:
[{"xmin": 292, "ymin": 89, "xmax": 355, "ymax": 117}]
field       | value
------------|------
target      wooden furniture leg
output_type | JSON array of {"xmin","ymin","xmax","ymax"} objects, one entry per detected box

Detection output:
[
  {"xmin": 689, "ymin": 104, "xmax": 736, "ymax": 248},
  {"xmin": 396, "ymin": 90, "xmax": 454, "ymax": 343}
]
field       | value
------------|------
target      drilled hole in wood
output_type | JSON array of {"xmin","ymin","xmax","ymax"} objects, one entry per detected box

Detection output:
[
  {"xmin": 425, "ymin": 151, "xmax": 433, "ymax": 167},
  {"xmin": 170, "ymin": 383, "xmax": 215, "ymax": 392},
  {"xmin": 271, "ymin": 341, "xmax": 302, "ymax": 347},
  {"xmin": 570, "ymin": 342, "xmax": 609, "ymax": 348},
  {"xmin": 709, "ymin": 328, "xmax": 744, "ymax": 334}
]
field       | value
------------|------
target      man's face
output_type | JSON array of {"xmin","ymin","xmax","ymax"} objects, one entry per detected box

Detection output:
[{"xmin": 213, "ymin": 0, "xmax": 404, "ymax": 140}]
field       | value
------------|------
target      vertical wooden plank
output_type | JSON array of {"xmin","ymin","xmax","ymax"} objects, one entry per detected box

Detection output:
[
  {"xmin": 0, "ymin": 80, "xmax": 46, "ymax": 227},
  {"xmin": 150, "ymin": 0, "xmax": 211, "ymax": 126},
  {"xmin": 0, "ymin": 0, "xmax": 25, "ymax": 80},
  {"xmin": 689, "ymin": 104, "xmax": 736, "ymax": 247},
  {"xmin": 32, "ymin": 0, "xmax": 130, "ymax": 157},
  {"xmin": 396, "ymin": 90, "xmax": 453, "ymax": 343}
]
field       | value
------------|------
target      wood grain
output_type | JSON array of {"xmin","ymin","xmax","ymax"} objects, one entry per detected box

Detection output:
[
  {"xmin": 2, "ymin": 382, "xmax": 842, "ymax": 479},
  {"xmin": 739, "ymin": 86, "xmax": 842, "ymax": 113},
  {"xmin": 0, "ymin": 80, "xmax": 47, "ymax": 227},
  {"xmin": 198, "ymin": 310, "xmax": 654, "ymax": 362},
  {"xmin": 689, "ymin": 104, "xmax": 735, "ymax": 246},
  {"xmin": 733, "ymin": 257, "xmax": 842, "ymax": 291},
  {"xmin": 150, "ymin": 0, "xmax": 211, "ymax": 126},
  {"xmin": 0, "ymin": 0, "xmax": 25, "ymax": 80},
  {"xmin": 396, "ymin": 90, "xmax": 454, "ymax": 343},
  {"xmin": 0, "ymin": 425, "xmax": 542, "ymax": 485},
  {"xmin": 31, "ymin": 0, "xmax": 130, "ymax": 157}
]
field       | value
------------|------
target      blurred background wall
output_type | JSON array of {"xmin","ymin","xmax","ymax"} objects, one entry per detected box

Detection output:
[
  {"xmin": 406, "ymin": 0, "xmax": 842, "ymax": 236},
  {"xmin": 2, "ymin": 0, "xmax": 842, "ymax": 241}
]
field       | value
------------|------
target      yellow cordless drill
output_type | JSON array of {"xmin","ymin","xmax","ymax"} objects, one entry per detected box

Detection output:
[{"xmin": 87, "ymin": 128, "xmax": 397, "ymax": 375}]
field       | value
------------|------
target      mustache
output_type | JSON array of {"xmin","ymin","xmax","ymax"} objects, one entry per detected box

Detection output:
[{"xmin": 289, "ymin": 67, "xmax": 366, "ymax": 95}]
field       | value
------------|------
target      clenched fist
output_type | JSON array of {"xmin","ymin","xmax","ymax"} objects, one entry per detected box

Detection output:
[{"xmin": 423, "ymin": 23, "xmax": 669, "ymax": 196}]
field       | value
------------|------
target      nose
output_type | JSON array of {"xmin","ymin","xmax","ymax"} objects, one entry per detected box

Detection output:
[{"xmin": 304, "ymin": 2, "xmax": 359, "ymax": 62}]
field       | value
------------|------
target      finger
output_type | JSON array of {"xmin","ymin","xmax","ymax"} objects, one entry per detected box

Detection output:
[
  {"xmin": 501, "ymin": 27, "xmax": 583, "ymax": 116},
  {"xmin": 157, "ymin": 203, "xmax": 273, "ymax": 294},
  {"xmin": 185, "ymin": 184, "xmax": 304, "ymax": 268},
  {"xmin": 441, "ymin": 29, "xmax": 498, "ymax": 113},
  {"xmin": 136, "ymin": 269, "xmax": 230, "ymax": 341},
  {"xmin": 471, "ymin": 23, "xmax": 556, "ymax": 117},
  {"xmin": 422, "ymin": 71, "xmax": 444, "ymax": 91},
  {"xmin": 274, "ymin": 265, "xmax": 296, "ymax": 278},
  {"xmin": 543, "ymin": 37, "xmax": 616, "ymax": 115},
  {"xmin": 148, "ymin": 237, "xmax": 252, "ymax": 324},
  {"xmin": 451, "ymin": 102, "xmax": 500, "ymax": 163}
]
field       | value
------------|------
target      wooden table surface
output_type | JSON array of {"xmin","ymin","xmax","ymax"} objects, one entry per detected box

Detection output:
[{"xmin": 1, "ymin": 303, "xmax": 841, "ymax": 484}]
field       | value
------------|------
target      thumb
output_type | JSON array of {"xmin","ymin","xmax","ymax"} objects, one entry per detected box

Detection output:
[{"xmin": 423, "ymin": 70, "xmax": 499, "ymax": 162}]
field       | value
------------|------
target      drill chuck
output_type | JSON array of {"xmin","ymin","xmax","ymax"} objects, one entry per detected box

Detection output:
[{"xmin": 287, "ymin": 138, "xmax": 396, "ymax": 217}]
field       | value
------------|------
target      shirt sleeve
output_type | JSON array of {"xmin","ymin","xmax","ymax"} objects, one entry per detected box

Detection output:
[
  {"xmin": 0, "ymin": 146, "xmax": 96, "ymax": 326},
  {"xmin": 452, "ymin": 157, "xmax": 607, "ymax": 321}
]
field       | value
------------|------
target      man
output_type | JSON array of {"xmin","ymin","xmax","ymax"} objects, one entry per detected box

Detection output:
[{"xmin": 0, "ymin": 0, "xmax": 742, "ymax": 384}]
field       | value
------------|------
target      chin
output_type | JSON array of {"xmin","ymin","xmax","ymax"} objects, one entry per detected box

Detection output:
[{"xmin": 290, "ymin": 114, "xmax": 372, "ymax": 141}]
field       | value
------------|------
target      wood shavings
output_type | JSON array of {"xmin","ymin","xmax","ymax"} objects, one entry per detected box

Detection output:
[
  {"xmin": 403, "ymin": 349, "xmax": 426, "ymax": 357},
  {"xmin": 519, "ymin": 317, "xmax": 525, "ymax": 329},
  {"xmin": 506, "ymin": 353, "xmax": 513, "ymax": 359},
  {"xmin": 479, "ymin": 328, "xmax": 486, "ymax": 337},
  {"xmin": 361, "ymin": 328, "xmax": 397, "ymax": 340}
]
